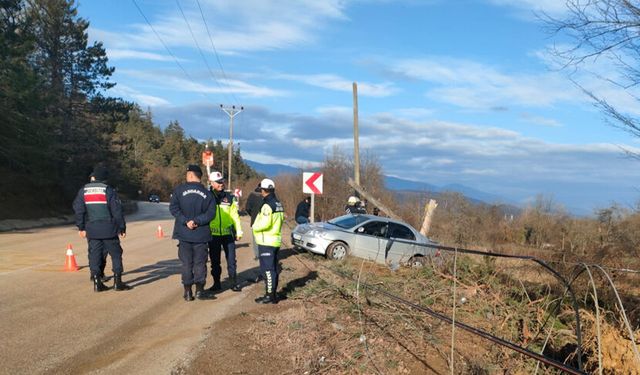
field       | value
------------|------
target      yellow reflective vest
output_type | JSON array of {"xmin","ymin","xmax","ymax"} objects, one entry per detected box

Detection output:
[
  {"xmin": 252, "ymin": 194, "xmax": 284, "ymax": 247},
  {"xmin": 209, "ymin": 191, "xmax": 243, "ymax": 238}
]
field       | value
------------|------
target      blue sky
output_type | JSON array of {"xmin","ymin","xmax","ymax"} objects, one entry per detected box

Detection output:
[{"xmin": 78, "ymin": 0, "xmax": 639, "ymax": 214}]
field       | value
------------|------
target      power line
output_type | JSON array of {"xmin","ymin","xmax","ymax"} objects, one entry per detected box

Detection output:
[
  {"xmin": 195, "ymin": 0, "xmax": 240, "ymax": 105},
  {"xmin": 130, "ymin": 0, "xmax": 211, "ymax": 101},
  {"xmin": 175, "ymin": 0, "xmax": 234, "ymax": 105}
]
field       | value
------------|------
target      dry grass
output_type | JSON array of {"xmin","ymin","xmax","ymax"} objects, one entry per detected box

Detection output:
[{"xmin": 581, "ymin": 310, "xmax": 640, "ymax": 374}]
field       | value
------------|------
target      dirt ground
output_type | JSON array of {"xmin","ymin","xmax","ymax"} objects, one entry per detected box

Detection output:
[
  {"xmin": 184, "ymin": 252, "xmax": 503, "ymax": 375},
  {"xmin": 184, "ymin": 245, "xmax": 640, "ymax": 375},
  {"xmin": 3, "ymin": 202, "xmax": 637, "ymax": 374}
]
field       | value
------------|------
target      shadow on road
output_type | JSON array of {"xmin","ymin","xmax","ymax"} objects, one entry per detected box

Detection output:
[
  {"xmin": 279, "ymin": 271, "xmax": 318, "ymax": 299},
  {"xmin": 123, "ymin": 258, "xmax": 181, "ymax": 287},
  {"xmin": 277, "ymin": 247, "xmax": 298, "ymax": 261},
  {"xmin": 210, "ymin": 264, "xmax": 262, "ymax": 294}
]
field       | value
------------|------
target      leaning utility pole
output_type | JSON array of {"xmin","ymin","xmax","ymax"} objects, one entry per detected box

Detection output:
[
  {"xmin": 220, "ymin": 104, "xmax": 243, "ymax": 190},
  {"xmin": 352, "ymin": 82, "xmax": 360, "ymax": 189}
]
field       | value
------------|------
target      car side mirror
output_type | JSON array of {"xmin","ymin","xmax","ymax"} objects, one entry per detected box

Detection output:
[{"xmin": 357, "ymin": 227, "xmax": 365, "ymax": 233}]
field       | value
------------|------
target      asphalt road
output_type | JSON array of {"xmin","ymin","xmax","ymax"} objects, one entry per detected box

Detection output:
[{"xmin": 0, "ymin": 201, "xmax": 264, "ymax": 374}]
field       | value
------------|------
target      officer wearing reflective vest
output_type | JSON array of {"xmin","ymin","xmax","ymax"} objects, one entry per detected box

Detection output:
[
  {"xmin": 72, "ymin": 166, "xmax": 131, "ymax": 292},
  {"xmin": 207, "ymin": 171, "xmax": 243, "ymax": 293},
  {"xmin": 252, "ymin": 178, "xmax": 284, "ymax": 304}
]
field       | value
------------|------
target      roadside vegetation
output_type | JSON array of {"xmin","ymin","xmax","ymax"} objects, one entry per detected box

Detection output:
[
  {"xmin": 224, "ymin": 149, "xmax": 639, "ymax": 374},
  {"xmin": 0, "ymin": 0, "xmax": 258, "ymax": 219}
]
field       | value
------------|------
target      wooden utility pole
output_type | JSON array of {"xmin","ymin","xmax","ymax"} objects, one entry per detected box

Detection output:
[
  {"xmin": 352, "ymin": 82, "xmax": 360, "ymax": 189},
  {"xmin": 419, "ymin": 199, "xmax": 438, "ymax": 236},
  {"xmin": 220, "ymin": 105, "xmax": 243, "ymax": 190},
  {"xmin": 348, "ymin": 178, "xmax": 401, "ymax": 221}
]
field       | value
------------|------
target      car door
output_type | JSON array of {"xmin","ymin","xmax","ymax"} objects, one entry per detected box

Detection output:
[
  {"xmin": 353, "ymin": 220, "xmax": 389, "ymax": 264},
  {"xmin": 385, "ymin": 222, "xmax": 417, "ymax": 264}
]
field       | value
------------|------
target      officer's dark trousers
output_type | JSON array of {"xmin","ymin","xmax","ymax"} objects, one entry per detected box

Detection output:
[
  {"xmin": 208, "ymin": 235, "xmax": 236, "ymax": 281},
  {"xmin": 87, "ymin": 239, "xmax": 107, "ymax": 276},
  {"xmin": 88, "ymin": 238, "xmax": 123, "ymax": 277},
  {"xmin": 178, "ymin": 241, "xmax": 208, "ymax": 285},
  {"xmin": 258, "ymin": 245, "xmax": 279, "ymax": 294}
]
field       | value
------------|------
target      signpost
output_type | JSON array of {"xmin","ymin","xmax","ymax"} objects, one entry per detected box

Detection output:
[
  {"xmin": 233, "ymin": 188, "xmax": 242, "ymax": 206},
  {"xmin": 303, "ymin": 172, "xmax": 323, "ymax": 223},
  {"xmin": 202, "ymin": 146, "xmax": 214, "ymax": 177}
]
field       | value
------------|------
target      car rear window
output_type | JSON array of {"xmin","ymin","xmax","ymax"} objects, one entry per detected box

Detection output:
[{"xmin": 329, "ymin": 215, "xmax": 369, "ymax": 229}]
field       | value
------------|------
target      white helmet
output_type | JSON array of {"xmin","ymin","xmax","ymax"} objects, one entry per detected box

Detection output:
[
  {"xmin": 208, "ymin": 171, "xmax": 225, "ymax": 183},
  {"xmin": 259, "ymin": 178, "xmax": 275, "ymax": 189},
  {"xmin": 348, "ymin": 196, "xmax": 359, "ymax": 205}
]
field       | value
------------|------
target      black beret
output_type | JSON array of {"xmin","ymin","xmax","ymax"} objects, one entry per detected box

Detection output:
[{"xmin": 187, "ymin": 164, "xmax": 203, "ymax": 176}]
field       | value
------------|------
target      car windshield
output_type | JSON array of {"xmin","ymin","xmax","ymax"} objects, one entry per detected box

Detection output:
[{"xmin": 328, "ymin": 215, "xmax": 370, "ymax": 229}]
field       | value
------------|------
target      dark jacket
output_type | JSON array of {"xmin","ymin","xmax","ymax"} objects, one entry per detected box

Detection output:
[
  {"xmin": 73, "ymin": 181, "xmax": 126, "ymax": 239},
  {"xmin": 295, "ymin": 200, "xmax": 310, "ymax": 220},
  {"xmin": 245, "ymin": 191, "xmax": 263, "ymax": 225},
  {"xmin": 170, "ymin": 182, "xmax": 216, "ymax": 243},
  {"xmin": 345, "ymin": 204, "xmax": 366, "ymax": 215}
]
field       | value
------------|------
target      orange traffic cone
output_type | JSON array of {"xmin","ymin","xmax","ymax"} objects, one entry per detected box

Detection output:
[
  {"xmin": 156, "ymin": 225, "xmax": 164, "ymax": 239},
  {"xmin": 64, "ymin": 244, "xmax": 79, "ymax": 272}
]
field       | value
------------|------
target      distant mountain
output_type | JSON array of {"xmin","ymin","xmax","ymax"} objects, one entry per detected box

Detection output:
[
  {"xmin": 246, "ymin": 159, "xmax": 511, "ymax": 205},
  {"xmin": 245, "ymin": 160, "xmax": 301, "ymax": 176},
  {"xmin": 384, "ymin": 176, "xmax": 439, "ymax": 192},
  {"xmin": 439, "ymin": 183, "xmax": 507, "ymax": 204}
]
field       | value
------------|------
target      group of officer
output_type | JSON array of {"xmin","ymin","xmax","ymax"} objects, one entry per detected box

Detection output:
[{"xmin": 73, "ymin": 164, "xmax": 284, "ymax": 304}]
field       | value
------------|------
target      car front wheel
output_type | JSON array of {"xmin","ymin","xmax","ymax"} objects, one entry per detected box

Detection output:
[
  {"xmin": 409, "ymin": 255, "xmax": 428, "ymax": 268},
  {"xmin": 326, "ymin": 241, "xmax": 349, "ymax": 261}
]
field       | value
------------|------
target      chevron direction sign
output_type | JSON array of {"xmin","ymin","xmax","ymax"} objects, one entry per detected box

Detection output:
[{"xmin": 303, "ymin": 172, "xmax": 323, "ymax": 195}]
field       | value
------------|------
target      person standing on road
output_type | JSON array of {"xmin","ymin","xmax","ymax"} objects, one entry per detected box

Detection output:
[
  {"xmin": 252, "ymin": 178, "xmax": 285, "ymax": 304},
  {"xmin": 81, "ymin": 172, "xmax": 107, "ymax": 282},
  {"xmin": 345, "ymin": 196, "xmax": 366, "ymax": 214},
  {"xmin": 207, "ymin": 171, "xmax": 243, "ymax": 293},
  {"xmin": 170, "ymin": 165, "xmax": 216, "ymax": 301},
  {"xmin": 294, "ymin": 196, "xmax": 311, "ymax": 224},
  {"xmin": 73, "ymin": 166, "xmax": 131, "ymax": 292}
]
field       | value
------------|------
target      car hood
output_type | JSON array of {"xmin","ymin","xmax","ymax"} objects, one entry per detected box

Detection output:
[{"xmin": 294, "ymin": 221, "xmax": 342, "ymax": 234}]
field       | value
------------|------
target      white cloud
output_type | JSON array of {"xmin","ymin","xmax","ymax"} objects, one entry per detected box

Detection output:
[
  {"xmin": 389, "ymin": 57, "xmax": 579, "ymax": 109},
  {"xmin": 520, "ymin": 112, "xmax": 562, "ymax": 127},
  {"xmin": 534, "ymin": 47, "xmax": 640, "ymax": 116},
  {"xmin": 93, "ymin": 0, "xmax": 349, "ymax": 55},
  {"xmin": 109, "ymin": 85, "xmax": 170, "ymax": 107},
  {"xmin": 117, "ymin": 69, "xmax": 287, "ymax": 98},
  {"xmin": 106, "ymin": 49, "xmax": 179, "ymax": 62},
  {"xmin": 461, "ymin": 168, "xmax": 500, "ymax": 176},
  {"xmin": 487, "ymin": 0, "xmax": 567, "ymax": 17},
  {"xmin": 277, "ymin": 73, "xmax": 398, "ymax": 97}
]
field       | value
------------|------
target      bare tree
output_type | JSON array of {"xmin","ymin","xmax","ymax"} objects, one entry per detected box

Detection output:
[{"xmin": 545, "ymin": 0, "xmax": 640, "ymax": 158}]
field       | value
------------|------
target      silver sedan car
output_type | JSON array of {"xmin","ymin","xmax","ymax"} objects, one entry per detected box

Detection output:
[{"xmin": 291, "ymin": 214, "xmax": 438, "ymax": 266}]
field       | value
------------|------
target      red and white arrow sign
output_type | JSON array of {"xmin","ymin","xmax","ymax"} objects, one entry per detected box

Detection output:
[{"xmin": 303, "ymin": 172, "xmax": 323, "ymax": 195}]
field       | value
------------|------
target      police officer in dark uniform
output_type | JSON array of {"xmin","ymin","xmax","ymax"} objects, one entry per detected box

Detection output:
[
  {"xmin": 345, "ymin": 196, "xmax": 366, "ymax": 214},
  {"xmin": 73, "ymin": 166, "xmax": 131, "ymax": 292},
  {"xmin": 169, "ymin": 165, "xmax": 216, "ymax": 301}
]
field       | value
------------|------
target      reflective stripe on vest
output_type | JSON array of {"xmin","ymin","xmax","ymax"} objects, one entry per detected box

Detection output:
[{"xmin": 84, "ymin": 183, "xmax": 110, "ymax": 222}]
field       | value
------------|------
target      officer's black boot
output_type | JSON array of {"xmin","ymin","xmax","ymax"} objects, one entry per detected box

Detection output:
[
  {"xmin": 183, "ymin": 284, "xmax": 194, "ymax": 301},
  {"xmin": 195, "ymin": 283, "xmax": 215, "ymax": 300},
  {"xmin": 207, "ymin": 277, "xmax": 221, "ymax": 292},
  {"xmin": 230, "ymin": 275, "xmax": 241, "ymax": 292},
  {"xmin": 93, "ymin": 274, "xmax": 109, "ymax": 292},
  {"xmin": 258, "ymin": 291, "xmax": 278, "ymax": 304},
  {"xmin": 254, "ymin": 282, "xmax": 270, "ymax": 303},
  {"xmin": 113, "ymin": 273, "xmax": 132, "ymax": 291}
]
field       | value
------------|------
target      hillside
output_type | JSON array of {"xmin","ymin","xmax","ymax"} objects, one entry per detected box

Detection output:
[{"xmin": 246, "ymin": 159, "xmax": 512, "ymax": 206}]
